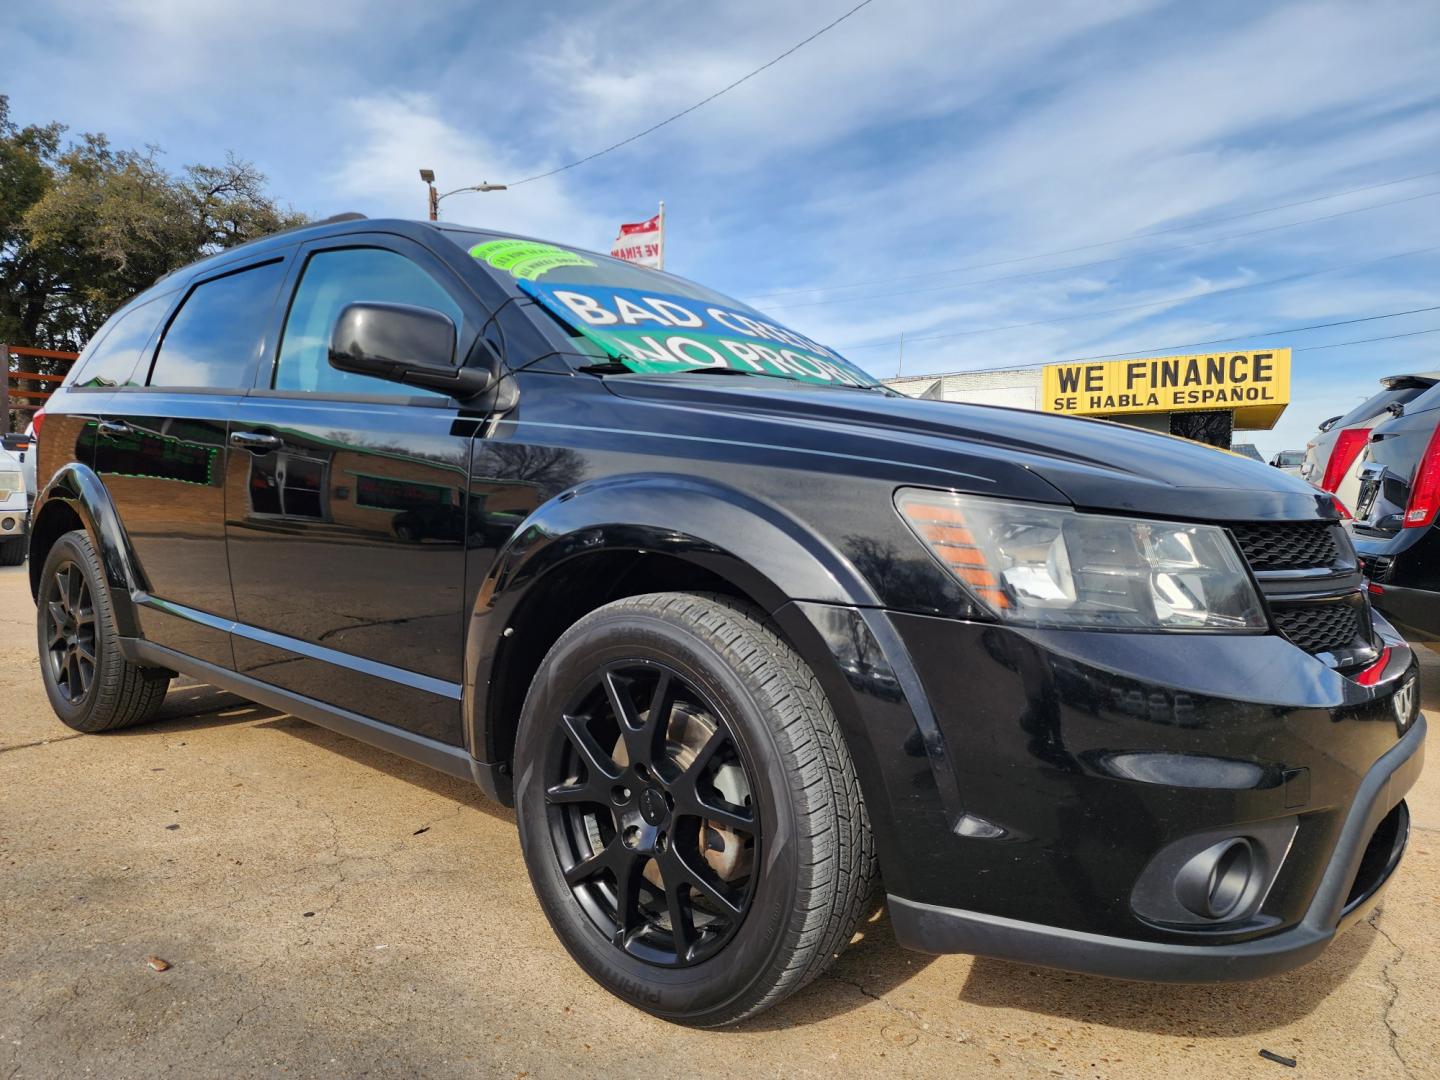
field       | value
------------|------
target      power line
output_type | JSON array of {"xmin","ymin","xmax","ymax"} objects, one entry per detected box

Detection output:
[
  {"xmin": 838, "ymin": 244, "xmax": 1440, "ymax": 352},
  {"xmin": 747, "ymin": 163, "xmax": 1440, "ymax": 301},
  {"xmin": 763, "ymin": 188, "xmax": 1440, "ymax": 312},
  {"xmin": 879, "ymin": 304, "xmax": 1440, "ymax": 378},
  {"xmin": 506, "ymin": 0, "xmax": 878, "ymax": 187},
  {"xmin": 1295, "ymin": 326, "xmax": 1440, "ymax": 351}
]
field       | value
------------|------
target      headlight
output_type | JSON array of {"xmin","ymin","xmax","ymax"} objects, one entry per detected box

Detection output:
[{"xmin": 896, "ymin": 488, "xmax": 1267, "ymax": 632}]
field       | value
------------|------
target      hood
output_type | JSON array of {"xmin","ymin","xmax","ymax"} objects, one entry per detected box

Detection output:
[{"xmin": 602, "ymin": 375, "xmax": 1335, "ymax": 522}]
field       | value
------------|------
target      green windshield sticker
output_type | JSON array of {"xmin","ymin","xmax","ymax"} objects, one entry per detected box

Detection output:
[
  {"xmin": 519, "ymin": 280, "xmax": 876, "ymax": 387},
  {"xmin": 469, "ymin": 240, "xmax": 595, "ymax": 281}
]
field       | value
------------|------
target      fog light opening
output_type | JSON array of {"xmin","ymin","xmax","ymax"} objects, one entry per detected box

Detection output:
[{"xmin": 1176, "ymin": 837, "xmax": 1255, "ymax": 920}]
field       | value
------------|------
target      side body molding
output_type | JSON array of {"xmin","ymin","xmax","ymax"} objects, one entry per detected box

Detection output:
[{"xmin": 30, "ymin": 462, "xmax": 147, "ymax": 636}]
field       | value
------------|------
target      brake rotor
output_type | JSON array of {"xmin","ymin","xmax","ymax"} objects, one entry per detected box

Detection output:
[{"xmin": 612, "ymin": 701, "xmax": 754, "ymax": 890}]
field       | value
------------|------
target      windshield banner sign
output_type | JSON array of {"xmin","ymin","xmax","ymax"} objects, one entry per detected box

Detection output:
[{"xmin": 519, "ymin": 280, "xmax": 872, "ymax": 387}]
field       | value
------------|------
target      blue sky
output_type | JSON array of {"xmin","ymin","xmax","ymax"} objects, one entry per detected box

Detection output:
[{"xmin": 5, "ymin": 0, "xmax": 1439, "ymax": 456}]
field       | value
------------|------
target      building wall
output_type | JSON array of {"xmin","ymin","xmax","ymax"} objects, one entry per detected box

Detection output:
[{"xmin": 883, "ymin": 369, "xmax": 1042, "ymax": 409}]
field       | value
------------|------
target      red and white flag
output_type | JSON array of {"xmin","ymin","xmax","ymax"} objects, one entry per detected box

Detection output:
[{"xmin": 610, "ymin": 207, "xmax": 664, "ymax": 270}]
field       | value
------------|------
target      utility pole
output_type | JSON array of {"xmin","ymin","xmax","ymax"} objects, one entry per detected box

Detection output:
[{"xmin": 896, "ymin": 331, "xmax": 904, "ymax": 378}]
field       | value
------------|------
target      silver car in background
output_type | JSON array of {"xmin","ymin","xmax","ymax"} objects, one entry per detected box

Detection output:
[{"xmin": 1304, "ymin": 372, "xmax": 1440, "ymax": 511}]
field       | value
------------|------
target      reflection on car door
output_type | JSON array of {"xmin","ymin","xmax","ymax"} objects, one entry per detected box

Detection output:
[
  {"xmin": 92, "ymin": 256, "xmax": 290, "ymax": 668},
  {"xmin": 223, "ymin": 235, "xmax": 487, "ymax": 746}
]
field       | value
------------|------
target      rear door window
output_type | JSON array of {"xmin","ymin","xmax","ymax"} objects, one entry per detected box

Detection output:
[
  {"xmin": 272, "ymin": 247, "xmax": 464, "ymax": 396},
  {"xmin": 148, "ymin": 260, "xmax": 287, "ymax": 389}
]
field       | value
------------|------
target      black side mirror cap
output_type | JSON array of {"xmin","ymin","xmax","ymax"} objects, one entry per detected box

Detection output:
[
  {"xmin": 329, "ymin": 301, "xmax": 493, "ymax": 399},
  {"xmin": 1, "ymin": 433, "xmax": 30, "ymax": 452}
]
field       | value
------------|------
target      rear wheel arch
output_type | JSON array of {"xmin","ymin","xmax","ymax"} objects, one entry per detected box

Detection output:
[{"xmin": 29, "ymin": 464, "xmax": 145, "ymax": 638}]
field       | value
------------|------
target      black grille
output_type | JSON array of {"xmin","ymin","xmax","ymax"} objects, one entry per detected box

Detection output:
[
  {"xmin": 1272, "ymin": 602, "xmax": 1363, "ymax": 654},
  {"xmin": 1230, "ymin": 522, "xmax": 1340, "ymax": 571}
]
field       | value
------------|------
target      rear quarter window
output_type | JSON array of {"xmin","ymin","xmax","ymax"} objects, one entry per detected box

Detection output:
[{"xmin": 68, "ymin": 296, "xmax": 168, "ymax": 389}]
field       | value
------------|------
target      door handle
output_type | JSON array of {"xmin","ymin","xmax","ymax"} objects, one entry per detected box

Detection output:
[
  {"xmin": 97, "ymin": 420, "xmax": 134, "ymax": 436},
  {"xmin": 230, "ymin": 430, "xmax": 283, "ymax": 452}
]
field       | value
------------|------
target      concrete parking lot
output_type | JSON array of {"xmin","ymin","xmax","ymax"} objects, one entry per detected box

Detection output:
[{"xmin": 1, "ymin": 562, "xmax": 1437, "ymax": 1078}]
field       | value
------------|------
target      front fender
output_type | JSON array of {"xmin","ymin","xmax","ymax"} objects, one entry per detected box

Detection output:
[
  {"xmin": 491, "ymin": 473, "xmax": 880, "ymax": 610},
  {"xmin": 30, "ymin": 462, "xmax": 146, "ymax": 636},
  {"xmin": 462, "ymin": 474, "xmax": 882, "ymax": 764}
]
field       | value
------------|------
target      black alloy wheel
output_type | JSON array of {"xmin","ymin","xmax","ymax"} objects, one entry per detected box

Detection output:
[
  {"xmin": 515, "ymin": 592, "xmax": 876, "ymax": 1027},
  {"xmin": 36, "ymin": 529, "xmax": 170, "ymax": 733},
  {"xmin": 42, "ymin": 559, "xmax": 97, "ymax": 705},
  {"xmin": 544, "ymin": 660, "xmax": 760, "ymax": 967}
]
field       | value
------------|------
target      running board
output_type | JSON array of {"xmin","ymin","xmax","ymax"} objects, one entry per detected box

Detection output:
[{"xmin": 123, "ymin": 637, "xmax": 513, "ymax": 804}]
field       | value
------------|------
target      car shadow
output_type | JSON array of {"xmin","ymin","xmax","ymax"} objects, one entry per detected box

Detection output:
[
  {"xmin": 253, "ymin": 714, "xmax": 515, "ymax": 825},
  {"xmin": 738, "ymin": 904, "xmax": 940, "ymax": 1030},
  {"xmin": 96, "ymin": 680, "xmax": 279, "ymax": 733},
  {"xmin": 954, "ymin": 910, "xmax": 1379, "ymax": 1036},
  {"xmin": 745, "ymin": 895, "xmax": 1379, "ymax": 1033}
]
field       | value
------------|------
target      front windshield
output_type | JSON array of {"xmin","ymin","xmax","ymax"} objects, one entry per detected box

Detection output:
[{"xmin": 455, "ymin": 234, "xmax": 879, "ymax": 388}]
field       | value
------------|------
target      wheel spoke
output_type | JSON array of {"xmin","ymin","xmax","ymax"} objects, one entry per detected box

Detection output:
[
  {"xmin": 659, "ymin": 855, "xmax": 696, "ymax": 958},
  {"xmin": 611, "ymin": 668, "xmax": 682, "ymax": 770},
  {"xmin": 673, "ymin": 849, "xmax": 742, "ymax": 917},
  {"xmin": 610, "ymin": 848, "xmax": 646, "ymax": 947},
  {"xmin": 545, "ymin": 780, "xmax": 605, "ymax": 806},
  {"xmin": 686, "ymin": 726, "xmax": 727, "ymax": 780},
  {"xmin": 693, "ymin": 798, "xmax": 754, "ymax": 834},
  {"xmin": 65, "ymin": 567, "xmax": 82, "ymax": 615},
  {"xmin": 74, "ymin": 640, "xmax": 97, "ymax": 666},
  {"xmin": 46, "ymin": 604, "xmax": 67, "ymax": 647},
  {"xmin": 561, "ymin": 712, "xmax": 622, "ymax": 783}
]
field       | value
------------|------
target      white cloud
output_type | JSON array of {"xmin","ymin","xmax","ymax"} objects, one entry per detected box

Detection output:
[{"xmin": 327, "ymin": 93, "xmax": 613, "ymax": 247}]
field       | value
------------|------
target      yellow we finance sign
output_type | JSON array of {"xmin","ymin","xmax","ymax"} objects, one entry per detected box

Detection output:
[{"xmin": 1042, "ymin": 349, "xmax": 1291, "ymax": 428}]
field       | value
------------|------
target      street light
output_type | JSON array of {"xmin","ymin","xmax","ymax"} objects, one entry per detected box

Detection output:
[{"xmin": 419, "ymin": 169, "xmax": 507, "ymax": 221}]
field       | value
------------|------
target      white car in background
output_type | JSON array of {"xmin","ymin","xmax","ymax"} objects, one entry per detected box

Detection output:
[
  {"xmin": 0, "ymin": 435, "xmax": 28, "ymax": 566},
  {"xmin": 1268, "ymin": 449, "xmax": 1305, "ymax": 476},
  {"xmin": 1303, "ymin": 372, "xmax": 1440, "ymax": 512}
]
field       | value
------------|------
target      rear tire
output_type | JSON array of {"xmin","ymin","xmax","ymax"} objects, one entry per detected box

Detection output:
[
  {"xmin": 36, "ymin": 530, "xmax": 170, "ymax": 732},
  {"xmin": 0, "ymin": 536, "xmax": 24, "ymax": 565},
  {"xmin": 514, "ymin": 592, "xmax": 876, "ymax": 1027}
]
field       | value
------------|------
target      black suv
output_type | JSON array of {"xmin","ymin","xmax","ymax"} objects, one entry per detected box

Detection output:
[{"xmin": 28, "ymin": 217, "xmax": 1423, "ymax": 1026}]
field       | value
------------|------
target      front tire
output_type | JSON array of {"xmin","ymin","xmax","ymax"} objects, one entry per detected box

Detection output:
[
  {"xmin": 514, "ymin": 592, "xmax": 875, "ymax": 1027},
  {"xmin": 37, "ymin": 530, "xmax": 170, "ymax": 732}
]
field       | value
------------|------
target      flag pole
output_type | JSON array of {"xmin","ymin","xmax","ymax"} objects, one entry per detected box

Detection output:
[{"xmin": 658, "ymin": 200, "xmax": 666, "ymax": 271}]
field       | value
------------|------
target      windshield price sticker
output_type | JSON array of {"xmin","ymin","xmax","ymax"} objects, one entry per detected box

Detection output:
[{"xmin": 519, "ymin": 280, "xmax": 872, "ymax": 387}]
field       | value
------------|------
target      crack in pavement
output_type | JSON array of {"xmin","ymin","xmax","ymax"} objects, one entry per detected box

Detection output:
[
  {"xmin": 0, "ymin": 733, "xmax": 84, "ymax": 755},
  {"xmin": 823, "ymin": 972, "xmax": 970, "ymax": 1047},
  {"xmin": 1368, "ymin": 911, "xmax": 1414, "ymax": 1080}
]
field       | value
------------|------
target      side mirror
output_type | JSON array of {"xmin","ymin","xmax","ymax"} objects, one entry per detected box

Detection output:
[
  {"xmin": 1, "ymin": 433, "xmax": 30, "ymax": 452},
  {"xmin": 329, "ymin": 302, "xmax": 492, "ymax": 398}
]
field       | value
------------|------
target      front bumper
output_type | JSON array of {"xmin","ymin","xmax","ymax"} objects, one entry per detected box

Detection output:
[
  {"xmin": 785, "ymin": 600, "xmax": 1425, "ymax": 983},
  {"xmin": 889, "ymin": 720, "xmax": 1420, "ymax": 981}
]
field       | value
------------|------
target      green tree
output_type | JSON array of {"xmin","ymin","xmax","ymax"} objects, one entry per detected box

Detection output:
[{"xmin": 1, "ymin": 95, "xmax": 305, "ymax": 426}]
